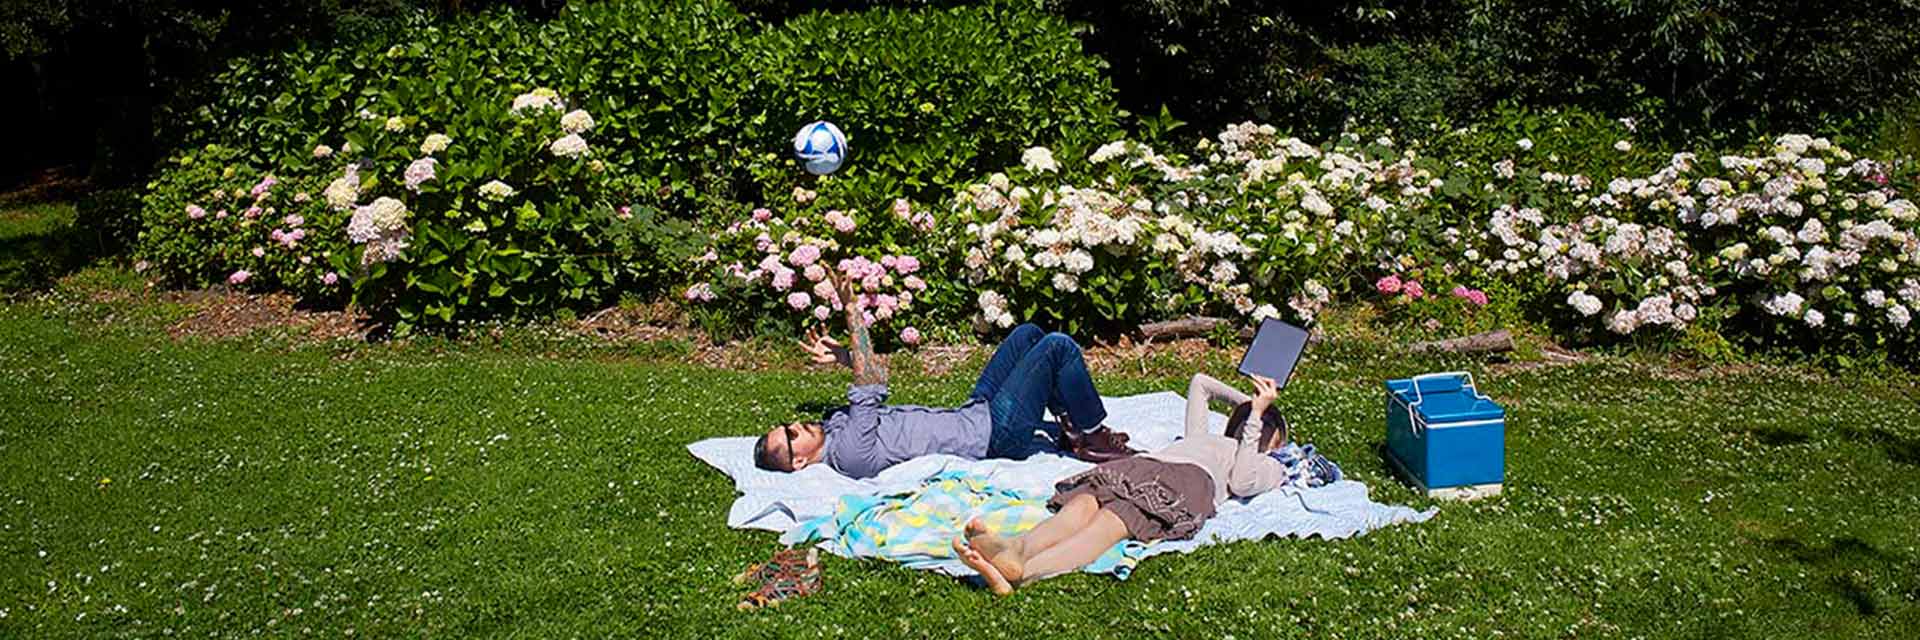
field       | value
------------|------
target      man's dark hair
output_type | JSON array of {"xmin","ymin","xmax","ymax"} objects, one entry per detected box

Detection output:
[{"xmin": 752, "ymin": 431, "xmax": 781, "ymax": 471}]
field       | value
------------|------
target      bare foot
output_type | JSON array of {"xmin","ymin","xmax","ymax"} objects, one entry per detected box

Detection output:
[
  {"xmin": 963, "ymin": 517, "xmax": 1019, "ymax": 566},
  {"xmin": 952, "ymin": 537, "xmax": 1014, "ymax": 596}
]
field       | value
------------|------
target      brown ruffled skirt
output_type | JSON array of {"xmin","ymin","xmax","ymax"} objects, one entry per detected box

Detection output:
[{"xmin": 1047, "ymin": 457, "xmax": 1216, "ymax": 542}]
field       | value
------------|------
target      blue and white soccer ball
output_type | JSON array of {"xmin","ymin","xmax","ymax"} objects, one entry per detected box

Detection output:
[{"xmin": 793, "ymin": 120, "xmax": 848, "ymax": 175}]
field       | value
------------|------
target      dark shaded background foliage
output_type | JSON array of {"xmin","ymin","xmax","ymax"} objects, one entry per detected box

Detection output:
[{"xmin": 6, "ymin": 0, "xmax": 1918, "ymax": 186}]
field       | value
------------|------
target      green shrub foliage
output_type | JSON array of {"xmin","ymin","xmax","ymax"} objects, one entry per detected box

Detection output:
[{"xmin": 140, "ymin": 0, "xmax": 1121, "ymax": 332}]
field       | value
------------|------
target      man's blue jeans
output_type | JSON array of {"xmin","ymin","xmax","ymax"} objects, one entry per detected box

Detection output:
[{"xmin": 971, "ymin": 324, "xmax": 1107, "ymax": 458}]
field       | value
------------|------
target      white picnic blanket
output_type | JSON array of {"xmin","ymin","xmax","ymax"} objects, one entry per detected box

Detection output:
[{"xmin": 688, "ymin": 392, "xmax": 1437, "ymax": 567}]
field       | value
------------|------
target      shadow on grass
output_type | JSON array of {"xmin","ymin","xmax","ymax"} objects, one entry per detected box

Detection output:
[
  {"xmin": 1745, "ymin": 425, "xmax": 1812, "ymax": 447},
  {"xmin": 1762, "ymin": 536, "xmax": 1916, "ymax": 617},
  {"xmin": 0, "ymin": 223, "xmax": 96, "ymax": 292},
  {"xmin": 1839, "ymin": 426, "xmax": 1920, "ymax": 466}
]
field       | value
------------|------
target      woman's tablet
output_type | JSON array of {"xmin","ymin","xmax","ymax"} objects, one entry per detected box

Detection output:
[{"xmin": 1238, "ymin": 318, "xmax": 1309, "ymax": 387}]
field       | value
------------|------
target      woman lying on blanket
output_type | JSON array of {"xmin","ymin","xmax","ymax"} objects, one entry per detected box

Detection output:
[{"xmin": 954, "ymin": 373, "xmax": 1291, "ymax": 595}]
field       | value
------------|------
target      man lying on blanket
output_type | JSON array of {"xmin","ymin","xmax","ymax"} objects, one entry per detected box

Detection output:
[{"xmin": 753, "ymin": 275, "xmax": 1113, "ymax": 479}]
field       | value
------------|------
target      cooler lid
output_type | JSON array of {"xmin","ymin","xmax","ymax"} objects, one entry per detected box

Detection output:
[{"xmin": 1387, "ymin": 373, "xmax": 1505, "ymax": 424}]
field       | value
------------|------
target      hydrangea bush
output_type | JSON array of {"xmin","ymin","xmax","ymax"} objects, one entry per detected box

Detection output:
[
  {"xmin": 686, "ymin": 186, "xmax": 937, "ymax": 344},
  {"xmin": 930, "ymin": 124, "xmax": 1916, "ymax": 355}
]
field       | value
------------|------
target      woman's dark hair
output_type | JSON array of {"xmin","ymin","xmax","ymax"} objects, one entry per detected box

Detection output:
[{"xmin": 1225, "ymin": 402, "xmax": 1289, "ymax": 451}]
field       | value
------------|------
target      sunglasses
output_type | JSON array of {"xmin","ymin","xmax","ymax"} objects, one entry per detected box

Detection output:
[{"xmin": 779, "ymin": 424, "xmax": 802, "ymax": 470}]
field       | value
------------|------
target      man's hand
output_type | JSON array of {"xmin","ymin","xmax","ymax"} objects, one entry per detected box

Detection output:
[
  {"xmin": 1247, "ymin": 375, "xmax": 1279, "ymax": 414},
  {"xmin": 798, "ymin": 327, "xmax": 842, "ymax": 365},
  {"xmin": 825, "ymin": 268, "xmax": 888, "ymax": 386}
]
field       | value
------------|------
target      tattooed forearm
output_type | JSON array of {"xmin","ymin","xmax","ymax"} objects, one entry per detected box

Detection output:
[
  {"xmin": 836, "ymin": 274, "xmax": 888, "ymax": 386},
  {"xmin": 844, "ymin": 306, "xmax": 888, "ymax": 385}
]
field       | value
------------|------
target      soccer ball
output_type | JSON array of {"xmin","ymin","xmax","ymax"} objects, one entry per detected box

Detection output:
[{"xmin": 792, "ymin": 121, "xmax": 848, "ymax": 175}]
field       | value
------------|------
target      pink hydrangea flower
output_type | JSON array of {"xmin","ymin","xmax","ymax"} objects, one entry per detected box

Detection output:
[
  {"xmin": 186, "ymin": 205, "xmax": 207, "ymax": 220},
  {"xmin": 1375, "ymin": 275, "xmax": 1403, "ymax": 295},
  {"xmin": 1403, "ymin": 280, "xmax": 1426, "ymax": 299},
  {"xmin": 771, "ymin": 268, "xmax": 796, "ymax": 291},
  {"xmin": 786, "ymin": 292, "xmax": 811, "ymax": 310},
  {"xmin": 251, "ymin": 247, "xmax": 266, "ymax": 257},
  {"xmin": 900, "ymin": 327, "xmax": 922, "ymax": 345},
  {"xmin": 752, "ymin": 208, "xmax": 773, "ymax": 222},
  {"xmin": 244, "ymin": 206, "xmax": 263, "ymax": 219},
  {"xmin": 893, "ymin": 256, "xmax": 921, "ymax": 274},
  {"xmin": 1452, "ymin": 286, "xmax": 1490, "ymax": 306},
  {"xmin": 322, "ymin": 272, "xmax": 339, "ymax": 285},
  {"xmin": 891, "ymin": 199, "xmax": 912, "ymax": 219},
  {"xmin": 754, "ymin": 233, "xmax": 773, "ymax": 252},
  {"xmin": 804, "ymin": 264, "xmax": 827, "ymax": 282},
  {"xmin": 283, "ymin": 213, "xmax": 304, "ymax": 227},
  {"xmin": 813, "ymin": 306, "xmax": 832, "ymax": 321},
  {"xmin": 228, "ymin": 270, "xmax": 251, "ymax": 285},
  {"xmin": 683, "ymin": 283, "xmax": 715, "ymax": 302},
  {"xmin": 903, "ymin": 275, "xmax": 927, "ymax": 291},
  {"xmin": 790, "ymin": 244, "xmax": 822, "ymax": 266}
]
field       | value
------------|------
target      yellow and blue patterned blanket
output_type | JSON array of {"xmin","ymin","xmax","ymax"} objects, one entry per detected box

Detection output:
[{"xmin": 788, "ymin": 471, "xmax": 1146, "ymax": 578}]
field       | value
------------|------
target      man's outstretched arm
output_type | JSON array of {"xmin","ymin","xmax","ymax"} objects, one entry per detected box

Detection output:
[{"xmin": 836, "ymin": 274, "xmax": 889, "ymax": 387}]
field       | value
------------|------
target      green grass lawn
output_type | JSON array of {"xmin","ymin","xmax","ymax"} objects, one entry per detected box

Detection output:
[{"xmin": 2, "ymin": 272, "xmax": 1919, "ymax": 638}]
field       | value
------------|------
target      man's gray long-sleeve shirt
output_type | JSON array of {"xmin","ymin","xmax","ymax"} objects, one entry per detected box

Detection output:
[{"xmin": 820, "ymin": 384, "xmax": 993, "ymax": 479}]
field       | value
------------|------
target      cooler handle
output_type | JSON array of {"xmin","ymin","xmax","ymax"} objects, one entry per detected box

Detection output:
[{"xmin": 1404, "ymin": 371, "xmax": 1490, "ymax": 434}]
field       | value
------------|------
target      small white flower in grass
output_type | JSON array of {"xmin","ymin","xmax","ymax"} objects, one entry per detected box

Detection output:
[
  {"xmin": 419, "ymin": 134, "xmax": 452, "ymax": 156},
  {"xmin": 560, "ymin": 110, "xmax": 595, "ymax": 134},
  {"xmin": 549, "ymin": 134, "xmax": 589, "ymax": 159},
  {"xmin": 1516, "ymin": 138, "xmax": 1534, "ymax": 151},
  {"xmin": 478, "ymin": 180, "xmax": 516, "ymax": 201},
  {"xmin": 1614, "ymin": 140, "xmax": 1632, "ymax": 152}
]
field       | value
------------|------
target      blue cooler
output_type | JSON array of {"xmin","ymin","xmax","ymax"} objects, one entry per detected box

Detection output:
[{"xmin": 1384, "ymin": 372, "xmax": 1506, "ymax": 499}]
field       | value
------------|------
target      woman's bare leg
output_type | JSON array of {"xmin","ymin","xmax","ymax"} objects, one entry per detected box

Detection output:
[
  {"xmin": 999, "ymin": 493, "xmax": 1100, "ymax": 553},
  {"xmin": 1014, "ymin": 508, "xmax": 1131, "ymax": 584}
]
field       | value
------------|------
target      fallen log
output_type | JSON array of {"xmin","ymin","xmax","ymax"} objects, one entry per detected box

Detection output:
[
  {"xmin": 1409, "ymin": 330, "xmax": 1514, "ymax": 354},
  {"xmin": 1139, "ymin": 316, "xmax": 1235, "ymax": 340}
]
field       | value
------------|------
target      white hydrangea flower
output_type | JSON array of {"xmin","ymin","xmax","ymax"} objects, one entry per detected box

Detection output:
[
  {"xmin": 511, "ymin": 88, "xmax": 562, "ymax": 114},
  {"xmin": 1090, "ymin": 141, "xmax": 1129, "ymax": 163},
  {"xmin": 1804, "ymin": 309, "xmax": 1826, "ymax": 327},
  {"xmin": 1568, "ymin": 291, "xmax": 1603, "ymax": 316},
  {"xmin": 403, "ymin": 158, "xmax": 438, "ymax": 192},
  {"xmin": 1890, "ymin": 305, "xmax": 1911, "ymax": 328},
  {"xmin": 1051, "ymin": 273, "xmax": 1079, "ymax": 292},
  {"xmin": 1608, "ymin": 310, "xmax": 1641, "ymax": 333},
  {"xmin": 478, "ymin": 180, "xmax": 516, "ymax": 201},
  {"xmin": 549, "ymin": 134, "xmax": 589, "ymax": 159},
  {"xmin": 384, "ymin": 116, "xmax": 407, "ymax": 132},
  {"xmin": 560, "ymin": 110, "xmax": 595, "ymax": 134},
  {"xmin": 322, "ymin": 167, "xmax": 360, "ymax": 211},
  {"xmin": 1021, "ymin": 147, "xmax": 1059, "ymax": 173},
  {"xmin": 1763, "ymin": 292, "xmax": 1806, "ymax": 316},
  {"xmin": 419, "ymin": 133, "xmax": 452, "ymax": 156}
]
